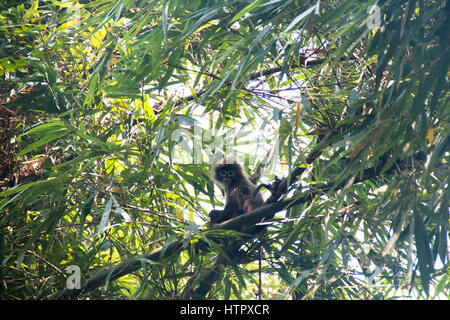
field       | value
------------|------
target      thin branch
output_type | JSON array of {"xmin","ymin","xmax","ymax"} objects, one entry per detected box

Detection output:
[
  {"xmin": 53, "ymin": 144, "xmax": 420, "ymax": 299},
  {"xmin": 153, "ymin": 56, "xmax": 326, "ymax": 113},
  {"xmin": 53, "ymin": 240, "xmax": 183, "ymax": 299}
]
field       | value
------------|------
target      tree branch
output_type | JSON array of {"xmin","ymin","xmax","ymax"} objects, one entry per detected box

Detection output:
[
  {"xmin": 153, "ymin": 56, "xmax": 326, "ymax": 113},
  {"xmin": 53, "ymin": 143, "xmax": 416, "ymax": 299},
  {"xmin": 53, "ymin": 240, "xmax": 183, "ymax": 299}
]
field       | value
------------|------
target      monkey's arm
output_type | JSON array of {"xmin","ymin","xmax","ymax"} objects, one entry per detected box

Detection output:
[
  {"xmin": 209, "ymin": 201, "xmax": 244, "ymax": 224},
  {"xmin": 209, "ymin": 186, "xmax": 245, "ymax": 224},
  {"xmin": 209, "ymin": 209, "xmax": 225, "ymax": 224}
]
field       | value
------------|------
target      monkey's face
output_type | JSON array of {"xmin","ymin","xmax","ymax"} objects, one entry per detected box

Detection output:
[{"xmin": 217, "ymin": 167, "xmax": 235, "ymax": 186}]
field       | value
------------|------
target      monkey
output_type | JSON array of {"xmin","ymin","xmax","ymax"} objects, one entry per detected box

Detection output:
[
  {"xmin": 181, "ymin": 156, "xmax": 265, "ymax": 298},
  {"xmin": 209, "ymin": 156, "xmax": 264, "ymax": 225}
]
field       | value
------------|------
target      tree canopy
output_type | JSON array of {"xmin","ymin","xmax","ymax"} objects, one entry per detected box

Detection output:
[{"xmin": 0, "ymin": 0, "xmax": 448, "ymax": 300}]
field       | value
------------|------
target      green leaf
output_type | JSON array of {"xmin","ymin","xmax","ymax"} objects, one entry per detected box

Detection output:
[
  {"xmin": 160, "ymin": 236, "xmax": 178, "ymax": 259},
  {"xmin": 19, "ymin": 129, "xmax": 70, "ymax": 155},
  {"xmin": 229, "ymin": 0, "xmax": 264, "ymax": 24},
  {"xmin": 19, "ymin": 120, "xmax": 67, "ymax": 137},
  {"xmin": 282, "ymin": 3, "xmax": 317, "ymax": 35},
  {"xmin": 162, "ymin": 0, "xmax": 168, "ymax": 40},
  {"xmin": 414, "ymin": 211, "xmax": 432, "ymax": 296},
  {"xmin": 98, "ymin": 198, "xmax": 113, "ymax": 235}
]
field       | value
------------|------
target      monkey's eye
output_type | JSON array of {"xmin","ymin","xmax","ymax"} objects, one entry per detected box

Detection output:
[
  {"xmin": 226, "ymin": 171, "xmax": 233, "ymax": 177},
  {"xmin": 220, "ymin": 170, "xmax": 227, "ymax": 177}
]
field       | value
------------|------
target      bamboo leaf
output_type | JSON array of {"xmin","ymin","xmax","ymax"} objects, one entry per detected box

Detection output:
[
  {"xmin": 229, "ymin": 0, "xmax": 264, "ymax": 24},
  {"xmin": 282, "ymin": 4, "xmax": 317, "ymax": 35},
  {"xmin": 19, "ymin": 129, "xmax": 70, "ymax": 155},
  {"xmin": 414, "ymin": 211, "xmax": 432, "ymax": 296},
  {"xmin": 98, "ymin": 198, "xmax": 113, "ymax": 235}
]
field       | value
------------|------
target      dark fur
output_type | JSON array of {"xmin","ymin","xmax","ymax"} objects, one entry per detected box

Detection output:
[{"xmin": 209, "ymin": 158, "xmax": 264, "ymax": 224}]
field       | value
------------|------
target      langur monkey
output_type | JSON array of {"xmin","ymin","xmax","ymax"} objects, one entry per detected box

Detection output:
[
  {"xmin": 184, "ymin": 156, "xmax": 264, "ymax": 298},
  {"xmin": 209, "ymin": 156, "xmax": 264, "ymax": 224}
]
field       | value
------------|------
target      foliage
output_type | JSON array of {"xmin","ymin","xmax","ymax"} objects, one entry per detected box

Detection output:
[{"xmin": 0, "ymin": 0, "xmax": 448, "ymax": 300}]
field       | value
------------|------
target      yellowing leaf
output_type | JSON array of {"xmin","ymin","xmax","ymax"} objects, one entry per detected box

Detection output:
[
  {"xmin": 175, "ymin": 211, "xmax": 184, "ymax": 222},
  {"xmin": 427, "ymin": 128, "xmax": 434, "ymax": 144},
  {"xmin": 110, "ymin": 186, "xmax": 125, "ymax": 194},
  {"xmin": 295, "ymin": 102, "xmax": 302, "ymax": 131}
]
